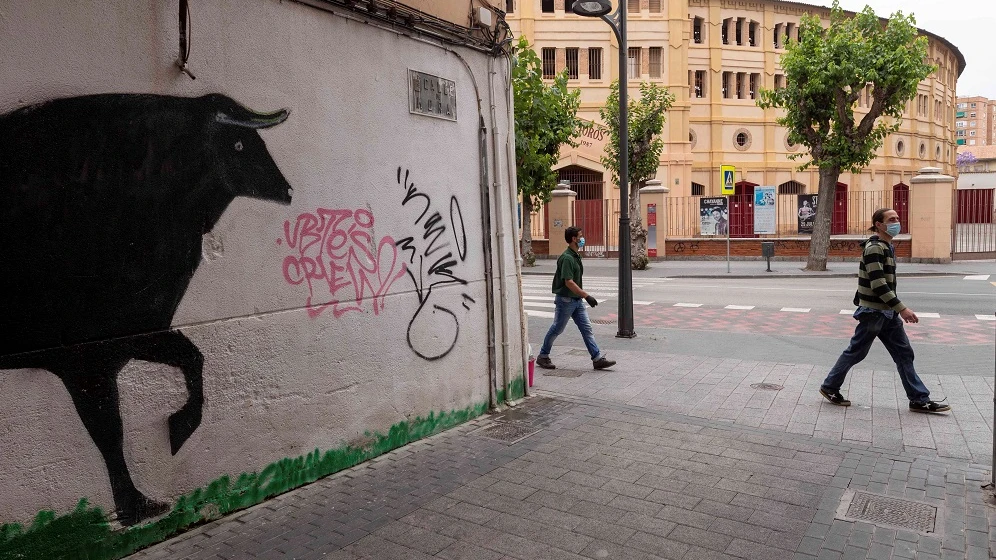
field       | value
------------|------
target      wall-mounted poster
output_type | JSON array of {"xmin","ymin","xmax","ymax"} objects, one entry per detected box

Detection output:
[
  {"xmin": 754, "ymin": 186, "xmax": 776, "ymax": 234},
  {"xmin": 797, "ymin": 194, "xmax": 818, "ymax": 234},
  {"xmin": 700, "ymin": 197, "xmax": 728, "ymax": 236}
]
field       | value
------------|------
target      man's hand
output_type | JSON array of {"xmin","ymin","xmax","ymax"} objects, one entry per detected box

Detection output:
[
  {"xmin": 899, "ymin": 308, "xmax": 918, "ymax": 324},
  {"xmin": 585, "ymin": 296, "xmax": 598, "ymax": 308}
]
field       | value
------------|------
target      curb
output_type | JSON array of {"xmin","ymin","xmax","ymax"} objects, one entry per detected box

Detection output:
[{"xmin": 520, "ymin": 270, "xmax": 965, "ymax": 279}]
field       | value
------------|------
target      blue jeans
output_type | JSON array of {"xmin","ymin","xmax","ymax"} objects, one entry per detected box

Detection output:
[
  {"xmin": 821, "ymin": 311, "xmax": 930, "ymax": 403},
  {"xmin": 539, "ymin": 295, "xmax": 603, "ymax": 361}
]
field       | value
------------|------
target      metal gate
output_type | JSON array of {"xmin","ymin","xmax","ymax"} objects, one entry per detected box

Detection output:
[{"xmin": 952, "ymin": 188, "xmax": 996, "ymax": 259}]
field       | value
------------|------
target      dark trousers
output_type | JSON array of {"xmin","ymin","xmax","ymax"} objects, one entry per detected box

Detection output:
[{"xmin": 821, "ymin": 311, "xmax": 930, "ymax": 403}]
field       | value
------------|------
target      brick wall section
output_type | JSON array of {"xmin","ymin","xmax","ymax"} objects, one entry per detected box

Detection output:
[
  {"xmin": 665, "ymin": 239, "xmax": 912, "ymax": 258},
  {"xmin": 579, "ymin": 47, "xmax": 588, "ymax": 78},
  {"xmin": 555, "ymin": 48, "xmax": 566, "ymax": 74}
]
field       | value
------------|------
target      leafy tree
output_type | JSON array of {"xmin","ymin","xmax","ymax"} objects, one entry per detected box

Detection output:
[
  {"xmin": 600, "ymin": 81, "xmax": 674, "ymax": 270},
  {"xmin": 511, "ymin": 36, "xmax": 587, "ymax": 265},
  {"xmin": 756, "ymin": 0, "xmax": 934, "ymax": 271}
]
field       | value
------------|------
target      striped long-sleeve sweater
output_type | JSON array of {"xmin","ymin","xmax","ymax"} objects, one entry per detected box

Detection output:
[{"xmin": 853, "ymin": 235, "xmax": 906, "ymax": 312}]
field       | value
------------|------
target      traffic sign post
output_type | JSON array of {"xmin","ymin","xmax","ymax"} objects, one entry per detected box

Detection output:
[
  {"xmin": 720, "ymin": 165, "xmax": 735, "ymax": 272},
  {"xmin": 721, "ymin": 164, "xmax": 735, "ymax": 196}
]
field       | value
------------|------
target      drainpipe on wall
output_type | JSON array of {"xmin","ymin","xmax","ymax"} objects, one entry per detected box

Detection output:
[
  {"xmin": 477, "ymin": 113, "xmax": 499, "ymax": 411},
  {"xmin": 500, "ymin": 58, "xmax": 530, "ymax": 398},
  {"xmin": 451, "ymin": 51, "xmax": 499, "ymax": 412},
  {"xmin": 487, "ymin": 55, "xmax": 514, "ymax": 403}
]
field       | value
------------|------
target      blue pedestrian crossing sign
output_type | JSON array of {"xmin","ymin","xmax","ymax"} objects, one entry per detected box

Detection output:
[{"xmin": 720, "ymin": 165, "xmax": 735, "ymax": 195}]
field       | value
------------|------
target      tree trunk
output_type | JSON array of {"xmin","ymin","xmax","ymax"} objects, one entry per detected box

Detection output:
[
  {"xmin": 628, "ymin": 181, "xmax": 649, "ymax": 270},
  {"xmin": 806, "ymin": 166, "xmax": 841, "ymax": 271},
  {"xmin": 521, "ymin": 196, "xmax": 536, "ymax": 266}
]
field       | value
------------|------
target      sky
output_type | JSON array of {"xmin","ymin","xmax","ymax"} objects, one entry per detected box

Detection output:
[{"xmin": 827, "ymin": 0, "xmax": 996, "ymax": 99}]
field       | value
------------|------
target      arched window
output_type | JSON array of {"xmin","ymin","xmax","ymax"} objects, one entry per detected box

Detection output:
[{"xmin": 778, "ymin": 180, "xmax": 805, "ymax": 194}]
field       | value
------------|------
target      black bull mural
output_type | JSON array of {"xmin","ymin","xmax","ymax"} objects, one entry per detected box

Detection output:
[{"xmin": 0, "ymin": 94, "xmax": 293, "ymax": 525}]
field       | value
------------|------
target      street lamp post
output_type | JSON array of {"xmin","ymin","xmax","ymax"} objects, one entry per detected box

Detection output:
[{"xmin": 570, "ymin": 0, "xmax": 635, "ymax": 338}]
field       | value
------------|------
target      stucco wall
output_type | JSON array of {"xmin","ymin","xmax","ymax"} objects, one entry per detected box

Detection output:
[{"xmin": 0, "ymin": 0, "xmax": 523, "ymax": 542}]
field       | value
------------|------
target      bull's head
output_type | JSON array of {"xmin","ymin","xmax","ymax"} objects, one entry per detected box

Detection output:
[{"xmin": 207, "ymin": 94, "xmax": 293, "ymax": 205}]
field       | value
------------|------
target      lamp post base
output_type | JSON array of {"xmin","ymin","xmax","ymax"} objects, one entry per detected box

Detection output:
[{"xmin": 615, "ymin": 331, "xmax": 637, "ymax": 339}]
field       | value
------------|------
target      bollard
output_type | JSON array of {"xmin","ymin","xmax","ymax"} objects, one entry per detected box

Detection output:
[{"xmin": 761, "ymin": 242, "xmax": 775, "ymax": 272}]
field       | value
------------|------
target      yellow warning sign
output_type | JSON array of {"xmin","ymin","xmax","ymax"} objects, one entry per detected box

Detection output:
[{"xmin": 720, "ymin": 165, "xmax": 735, "ymax": 195}]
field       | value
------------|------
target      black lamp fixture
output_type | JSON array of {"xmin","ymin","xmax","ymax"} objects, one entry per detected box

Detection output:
[{"xmin": 570, "ymin": 0, "xmax": 612, "ymax": 16}]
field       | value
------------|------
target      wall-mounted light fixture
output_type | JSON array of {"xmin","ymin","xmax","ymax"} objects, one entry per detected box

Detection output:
[{"xmin": 176, "ymin": 0, "xmax": 196, "ymax": 79}]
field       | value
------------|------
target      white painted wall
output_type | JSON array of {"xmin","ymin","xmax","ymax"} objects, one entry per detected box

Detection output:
[{"xmin": 0, "ymin": 0, "xmax": 524, "ymax": 526}]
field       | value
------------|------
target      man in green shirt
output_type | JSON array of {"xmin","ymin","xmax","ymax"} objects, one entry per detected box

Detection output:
[{"xmin": 536, "ymin": 226, "xmax": 616, "ymax": 370}]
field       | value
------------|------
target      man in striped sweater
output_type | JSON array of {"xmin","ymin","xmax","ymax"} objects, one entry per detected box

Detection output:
[{"xmin": 819, "ymin": 208, "xmax": 950, "ymax": 413}]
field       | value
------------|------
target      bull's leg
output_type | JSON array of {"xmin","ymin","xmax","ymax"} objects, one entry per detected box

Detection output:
[
  {"xmin": 131, "ymin": 330, "xmax": 204, "ymax": 455},
  {"xmin": 57, "ymin": 364, "xmax": 169, "ymax": 525}
]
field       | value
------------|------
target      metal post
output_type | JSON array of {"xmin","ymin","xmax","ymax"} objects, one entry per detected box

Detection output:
[
  {"xmin": 603, "ymin": 2, "xmax": 634, "ymax": 338},
  {"xmin": 726, "ymin": 195, "xmax": 730, "ymax": 274}
]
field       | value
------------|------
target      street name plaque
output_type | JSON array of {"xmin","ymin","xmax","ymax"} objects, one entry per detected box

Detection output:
[{"xmin": 409, "ymin": 70, "xmax": 457, "ymax": 121}]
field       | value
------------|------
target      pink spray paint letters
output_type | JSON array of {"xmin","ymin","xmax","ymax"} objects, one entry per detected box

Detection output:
[{"xmin": 280, "ymin": 208, "xmax": 405, "ymax": 318}]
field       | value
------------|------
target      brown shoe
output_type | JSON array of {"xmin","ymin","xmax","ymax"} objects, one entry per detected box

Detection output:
[
  {"xmin": 536, "ymin": 356, "xmax": 556, "ymax": 370},
  {"xmin": 593, "ymin": 357, "xmax": 616, "ymax": 370}
]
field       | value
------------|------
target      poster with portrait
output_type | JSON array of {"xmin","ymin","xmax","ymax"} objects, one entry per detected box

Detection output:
[
  {"xmin": 753, "ymin": 186, "xmax": 776, "ymax": 234},
  {"xmin": 700, "ymin": 197, "xmax": 729, "ymax": 236},
  {"xmin": 797, "ymin": 194, "xmax": 818, "ymax": 234}
]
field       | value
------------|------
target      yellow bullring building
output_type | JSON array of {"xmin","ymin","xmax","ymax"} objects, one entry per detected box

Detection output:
[{"xmin": 507, "ymin": 0, "xmax": 964, "ymax": 239}]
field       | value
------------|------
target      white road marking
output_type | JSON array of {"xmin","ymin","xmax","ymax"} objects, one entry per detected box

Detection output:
[
  {"xmin": 520, "ymin": 301, "xmax": 556, "ymax": 308},
  {"xmin": 524, "ymin": 310, "xmax": 554, "ymax": 318},
  {"xmin": 917, "ymin": 312, "xmax": 941, "ymax": 318},
  {"xmin": 674, "ymin": 303, "xmax": 703, "ymax": 308},
  {"xmin": 977, "ymin": 314, "xmax": 996, "ymax": 321},
  {"xmin": 633, "ymin": 300, "xmax": 654, "ymax": 305},
  {"xmin": 840, "ymin": 310, "xmax": 853, "ymax": 315},
  {"xmin": 964, "ymin": 275, "xmax": 991, "ymax": 280},
  {"xmin": 725, "ymin": 305, "xmax": 755, "ymax": 310},
  {"xmin": 781, "ymin": 307, "xmax": 811, "ymax": 313}
]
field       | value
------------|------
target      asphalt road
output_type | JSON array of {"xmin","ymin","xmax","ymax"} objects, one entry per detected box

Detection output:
[{"xmin": 523, "ymin": 273, "xmax": 996, "ymax": 378}]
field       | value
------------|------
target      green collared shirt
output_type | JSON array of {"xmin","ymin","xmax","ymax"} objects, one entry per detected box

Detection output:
[{"xmin": 552, "ymin": 247, "xmax": 583, "ymax": 298}]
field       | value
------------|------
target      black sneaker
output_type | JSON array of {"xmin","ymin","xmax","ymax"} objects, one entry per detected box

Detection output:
[
  {"xmin": 909, "ymin": 400, "xmax": 950, "ymax": 413},
  {"xmin": 819, "ymin": 387, "xmax": 851, "ymax": 406},
  {"xmin": 536, "ymin": 357, "xmax": 555, "ymax": 370},
  {"xmin": 592, "ymin": 357, "xmax": 616, "ymax": 370}
]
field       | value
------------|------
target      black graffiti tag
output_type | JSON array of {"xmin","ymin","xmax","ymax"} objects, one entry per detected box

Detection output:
[{"xmin": 394, "ymin": 167, "xmax": 472, "ymax": 361}]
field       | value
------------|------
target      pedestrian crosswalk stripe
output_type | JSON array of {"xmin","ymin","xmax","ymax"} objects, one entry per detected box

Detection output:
[
  {"xmin": 840, "ymin": 310, "xmax": 853, "ymax": 315},
  {"xmin": 725, "ymin": 305, "xmax": 755, "ymax": 310},
  {"xmin": 634, "ymin": 300, "xmax": 654, "ymax": 305},
  {"xmin": 521, "ymin": 301, "xmax": 556, "ymax": 308},
  {"xmin": 781, "ymin": 307, "xmax": 810, "ymax": 313},
  {"xmin": 524, "ymin": 310, "xmax": 554, "ymax": 318},
  {"xmin": 917, "ymin": 312, "xmax": 940, "ymax": 318},
  {"xmin": 964, "ymin": 275, "xmax": 991, "ymax": 280},
  {"xmin": 674, "ymin": 303, "xmax": 702, "ymax": 307},
  {"xmin": 977, "ymin": 314, "xmax": 996, "ymax": 321}
]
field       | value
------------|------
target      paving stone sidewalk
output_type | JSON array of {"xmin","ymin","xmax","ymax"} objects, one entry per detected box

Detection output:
[
  {"xmin": 537, "ymin": 348, "xmax": 996, "ymax": 465},
  {"xmin": 127, "ymin": 393, "xmax": 995, "ymax": 560}
]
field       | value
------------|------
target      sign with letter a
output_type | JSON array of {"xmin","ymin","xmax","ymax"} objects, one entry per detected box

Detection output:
[{"xmin": 720, "ymin": 165, "xmax": 735, "ymax": 195}]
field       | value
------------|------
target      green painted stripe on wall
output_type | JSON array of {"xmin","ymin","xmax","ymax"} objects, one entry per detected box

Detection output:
[{"xmin": 0, "ymin": 401, "xmax": 489, "ymax": 560}]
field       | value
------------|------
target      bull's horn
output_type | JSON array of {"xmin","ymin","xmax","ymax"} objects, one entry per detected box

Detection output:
[{"xmin": 216, "ymin": 108, "xmax": 289, "ymax": 129}]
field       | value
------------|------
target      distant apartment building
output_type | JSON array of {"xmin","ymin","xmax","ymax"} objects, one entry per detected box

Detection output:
[{"xmin": 956, "ymin": 96, "xmax": 996, "ymax": 146}]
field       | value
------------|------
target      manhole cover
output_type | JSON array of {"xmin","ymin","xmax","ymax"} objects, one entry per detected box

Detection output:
[
  {"xmin": 837, "ymin": 490, "xmax": 936, "ymax": 533},
  {"xmin": 543, "ymin": 370, "xmax": 583, "ymax": 378},
  {"xmin": 750, "ymin": 383, "xmax": 784, "ymax": 391},
  {"xmin": 473, "ymin": 421, "xmax": 541, "ymax": 444}
]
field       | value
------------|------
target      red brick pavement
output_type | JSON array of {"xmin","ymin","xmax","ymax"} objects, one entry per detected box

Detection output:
[{"xmin": 597, "ymin": 306, "xmax": 995, "ymax": 345}]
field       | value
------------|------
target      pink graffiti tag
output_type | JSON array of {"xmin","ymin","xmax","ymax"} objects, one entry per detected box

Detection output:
[{"xmin": 280, "ymin": 208, "xmax": 406, "ymax": 318}]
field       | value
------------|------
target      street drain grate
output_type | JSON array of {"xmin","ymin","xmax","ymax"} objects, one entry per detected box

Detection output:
[
  {"xmin": 750, "ymin": 383, "xmax": 784, "ymax": 391},
  {"xmin": 473, "ymin": 421, "xmax": 541, "ymax": 444},
  {"xmin": 837, "ymin": 490, "xmax": 937, "ymax": 533},
  {"xmin": 592, "ymin": 319, "xmax": 615, "ymax": 325},
  {"xmin": 543, "ymin": 370, "xmax": 583, "ymax": 378}
]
